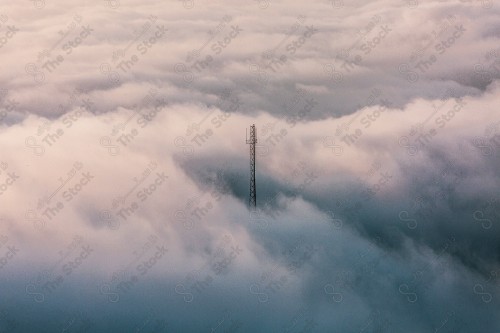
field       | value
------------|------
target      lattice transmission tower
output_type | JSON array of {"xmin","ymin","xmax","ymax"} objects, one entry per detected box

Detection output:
[{"xmin": 246, "ymin": 124, "xmax": 257, "ymax": 209}]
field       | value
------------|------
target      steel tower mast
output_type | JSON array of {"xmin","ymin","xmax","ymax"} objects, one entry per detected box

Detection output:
[{"xmin": 246, "ymin": 124, "xmax": 257, "ymax": 209}]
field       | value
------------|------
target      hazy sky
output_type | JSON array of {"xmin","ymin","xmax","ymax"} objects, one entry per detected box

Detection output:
[{"xmin": 0, "ymin": 0, "xmax": 499, "ymax": 332}]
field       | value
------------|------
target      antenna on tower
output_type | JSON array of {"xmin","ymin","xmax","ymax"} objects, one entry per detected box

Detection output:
[{"xmin": 246, "ymin": 124, "xmax": 257, "ymax": 209}]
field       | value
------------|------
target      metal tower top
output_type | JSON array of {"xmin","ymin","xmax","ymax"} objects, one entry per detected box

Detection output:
[{"xmin": 246, "ymin": 125, "xmax": 257, "ymax": 208}]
